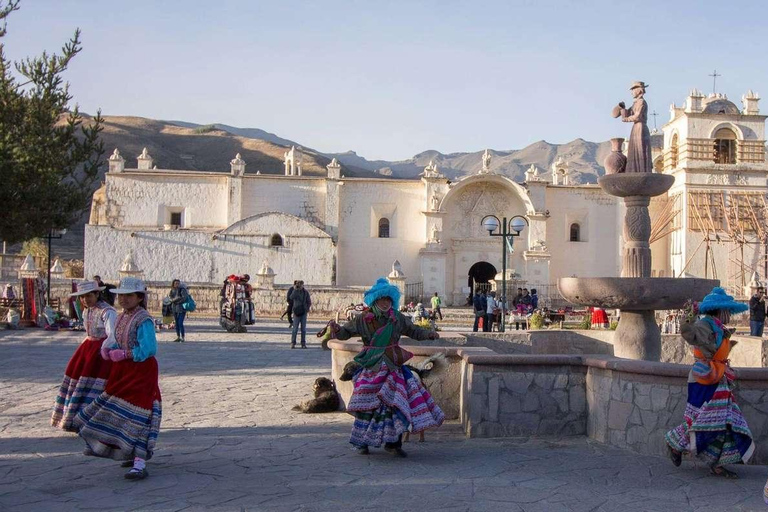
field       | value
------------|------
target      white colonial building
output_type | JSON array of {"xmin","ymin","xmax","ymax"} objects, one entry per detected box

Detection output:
[{"xmin": 84, "ymin": 87, "xmax": 768, "ymax": 305}]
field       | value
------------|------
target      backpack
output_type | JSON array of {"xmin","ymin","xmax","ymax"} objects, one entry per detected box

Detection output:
[{"xmin": 182, "ymin": 292, "xmax": 197, "ymax": 312}]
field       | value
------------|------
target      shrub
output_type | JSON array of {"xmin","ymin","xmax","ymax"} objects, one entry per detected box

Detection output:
[
  {"xmin": 529, "ymin": 311, "xmax": 545, "ymax": 330},
  {"xmin": 609, "ymin": 320, "xmax": 618, "ymax": 331},
  {"xmin": 64, "ymin": 259, "xmax": 84, "ymax": 278},
  {"xmin": 194, "ymin": 124, "xmax": 217, "ymax": 134},
  {"xmin": 578, "ymin": 315, "xmax": 592, "ymax": 330}
]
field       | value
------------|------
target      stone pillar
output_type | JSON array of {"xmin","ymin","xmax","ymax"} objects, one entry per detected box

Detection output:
[
  {"xmin": 227, "ymin": 154, "xmax": 244, "ymax": 226},
  {"xmin": 18, "ymin": 254, "xmax": 38, "ymax": 279},
  {"xmin": 327, "ymin": 158, "xmax": 341, "ymax": 180},
  {"xmin": 230, "ymin": 153, "xmax": 246, "ymax": 177},
  {"xmin": 255, "ymin": 260, "xmax": 276, "ymax": 289},
  {"xmin": 388, "ymin": 260, "xmax": 407, "ymax": 300},
  {"xmin": 118, "ymin": 252, "xmax": 143, "ymax": 280},
  {"xmin": 742, "ymin": 90, "xmax": 761, "ymax": 115},
  {"xmin": 137, "ymin": 148, "xmax": 153, "ymax": 170},
  {"xmin": 108, "ymin": 149, "xmax": 125, "ymax": 173},
  {"xmin": 50, "ymin": 258, "xmax": 65, "ymax": 280},
  {"xmin": 621, "ymin": 196, "xmax": 652, "ymax": 278}
]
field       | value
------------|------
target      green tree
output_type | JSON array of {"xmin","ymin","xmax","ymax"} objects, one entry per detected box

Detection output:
[{"xmin": 0, "ymin": 1, "xmax": 104, "ymax": 244}]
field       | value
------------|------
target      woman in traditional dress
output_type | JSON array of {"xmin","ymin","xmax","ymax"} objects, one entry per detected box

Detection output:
[
  {"xmin": 75, "ymin": 277, "xmax": 161, "ymax": 480},
  {"xmin": 665, "ymin": 287, "xmax": 754, "ymax": 478},
  {"xmin": 590, "ymin": 306, "xmax": 609, "ymax": 330},
  {"xmin": 51, "ymin": 281, "xmax": 116, "ymax": 431},
  {"xmin": 620, "ymin": 81, "xmax": 653, "ymax": 173},
  {"xmin": 329, "ymin": 277, "xmax": 444, "ymax": 457}
]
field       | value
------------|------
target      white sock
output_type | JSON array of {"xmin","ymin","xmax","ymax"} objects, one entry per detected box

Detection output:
[{"xmin": 132, "ymin": 457, "xmax": 146, "ymax": 471}]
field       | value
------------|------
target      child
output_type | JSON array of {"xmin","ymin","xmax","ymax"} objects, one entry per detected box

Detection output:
[
  {"xmin": 75, "ymin": 277, "xmax": 161, "ymax": 480},
  {"xmin": 51, "ymin": 281, "xmax": 116, "ymax": 431}
]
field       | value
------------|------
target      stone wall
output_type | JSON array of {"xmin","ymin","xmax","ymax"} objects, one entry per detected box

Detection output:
[
  {"xmin": 460, "ymin": 355, "xmax": 587, "ymax": 438},
  {"xmin": 48, "ymin": 280, "xmax": 365, "ymax": 317}
]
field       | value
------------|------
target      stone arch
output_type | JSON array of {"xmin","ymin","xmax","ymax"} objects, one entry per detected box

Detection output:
[
  {"xmin": 708, "ymin": 122, "xmax": 745, "ymax": 140},
  {"xmin": 219, "ymin": 211, "xmax": 331, "ymax": 239},
  {"xmin": 440, "ymin": 174, "xmax": 535, "ymax": 214}
]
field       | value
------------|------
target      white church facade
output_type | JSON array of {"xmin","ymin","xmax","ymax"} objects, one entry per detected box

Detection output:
[{"xmin": 84, "ymin": 87, "xmax": 768, "ymax": 305}]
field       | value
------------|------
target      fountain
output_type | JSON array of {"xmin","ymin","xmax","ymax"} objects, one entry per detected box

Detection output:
[{"xmin": 558, "ymin": 81, "xmax": 718, "ymax": 361}]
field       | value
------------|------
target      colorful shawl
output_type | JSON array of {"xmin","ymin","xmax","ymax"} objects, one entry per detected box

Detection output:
[{"xmin": 353, "ymin": 306, "xmax": 413, "ymax": 369}]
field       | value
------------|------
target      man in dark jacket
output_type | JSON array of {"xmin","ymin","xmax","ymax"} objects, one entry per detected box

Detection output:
[
  {"xmin": 472, "ymin": 290, "xmax": 487, "ymax": 332},
  {"xmin": 749, "ymin": 287, "xmax": 766, "ymax": 337},
  {"xmin": 290, "ymin": 281, "xmax": 311, "ymax": 348}
]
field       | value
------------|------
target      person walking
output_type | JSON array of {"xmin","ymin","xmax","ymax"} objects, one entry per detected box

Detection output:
[
  {"xmin": 472, "ymin": 290, "xmax": 487, "ymax": 332},
  {"xmin": 485, "ymin": 291, "xmax": 497, "ymax": 332},
  {"xmin": 290, "ymin": 280, "xmax": 311, "ymax": 348},
  {"xmin": 169, "ymin": 279, "xmax": 189, "ymax": 342},
  {"xmin": 431, "ymin": 292, "xmax": 443, "ymax": 320},
  {"xmin": 749, "ymin": 287, "xmax": 766, "ymax": 337},
  {"xmin": 51, "ymin": 281, "xmax": 116, "ymax": 431},
  {"xmin": 75, "ymin": 277, "xmax": 161, "ymax": 480},
  {"xmin": 282, "ymin": 280, "xmax": 297, "ymax": 327}
]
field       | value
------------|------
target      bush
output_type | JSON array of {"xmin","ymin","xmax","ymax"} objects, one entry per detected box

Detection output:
[
  {"xmin": 21, "ymin": 238, "xmax": 47, "ymax": 259},
  {"xmin": 64, "ymin": 259, "xmax": 84, "ymax": 278},
  {"xmin": 609, "ymin": 320, "xmax": 618, "ymax": 331},
  {"xmin": 194, "ymin": 124, "xmax": 217, "ymax": 134},
  {"xmin": 578, "ymin": 315, "xmax": 592, "ymax": 330},
  {"xmin": 529, "ymin": 311, "xmax": 545, "ymax": 330}
]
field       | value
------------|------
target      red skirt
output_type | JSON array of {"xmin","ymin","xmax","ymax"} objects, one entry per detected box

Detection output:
[
  {"xmin": 591, "ymin": 309, "xmax": 609, "ymax": 329},
  {"xmin": 51, "ymin": 337, "xmax": 111, "ymax": 432},
  {"xmin": 75, "ymin": 357, "xmax": 162, "ymax": 461}
]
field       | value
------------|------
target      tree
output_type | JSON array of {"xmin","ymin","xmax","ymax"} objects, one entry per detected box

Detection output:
[{"xmin": 0, "ymin": 1, "xmax": 104, "ymax": 244}]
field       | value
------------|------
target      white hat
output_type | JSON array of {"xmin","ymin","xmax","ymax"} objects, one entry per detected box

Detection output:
[
  {"xmin": 70, "ymin": 280, "xmax": 106, "ymax": 297},
  {"xmin": 111, "ymin": 277, "xmax": 147, "ymax": 295}
]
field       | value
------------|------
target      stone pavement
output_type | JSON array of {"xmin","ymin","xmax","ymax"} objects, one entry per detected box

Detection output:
[{"xmin": 1, "ymin": 319, "xmax": 767, "ymax": 512}]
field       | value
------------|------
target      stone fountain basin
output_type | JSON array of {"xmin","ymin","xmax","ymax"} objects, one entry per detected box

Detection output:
[
  {"xmin": 558, "ymin": 277, "xmax": 719, "ymax": 311},
  {"xmin": 598, "ymin": 173, "xmax": 674, "ymax": 198}
]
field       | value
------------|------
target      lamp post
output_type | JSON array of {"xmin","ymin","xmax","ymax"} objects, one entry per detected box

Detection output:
[
  {"xmin": 45, "ymin": 229, "xmax": 66, "ymax": 305},
  {"xmin": 481, "ymin": 215, "xmax": 528, "ymax": 332}
]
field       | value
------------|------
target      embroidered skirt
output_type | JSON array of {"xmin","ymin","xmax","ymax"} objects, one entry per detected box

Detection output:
[
  {"xmin": 75, "ymin": 357, "xmax": 162, "ymax": 461},
  {"xmin": 51, "ymin": 337, "xmax": 111, "ymax": 432},
  {"xmin": 348, "ymin": 363, "xmax": 444, "ymax": 447},
  {"xmin": 665, "ymin": 379, "xmax": 755, "ymax": 465}
]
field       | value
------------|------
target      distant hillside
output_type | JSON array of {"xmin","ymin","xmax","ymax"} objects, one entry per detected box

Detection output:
[{"xmin": 29, "ymin": 116, "xmax": 618, "ymax": 261}]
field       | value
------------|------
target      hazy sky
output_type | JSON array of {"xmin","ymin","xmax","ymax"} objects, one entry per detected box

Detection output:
[{"xmin": 3, "ymin": 0, "xmax": 766, "ymax": 160}]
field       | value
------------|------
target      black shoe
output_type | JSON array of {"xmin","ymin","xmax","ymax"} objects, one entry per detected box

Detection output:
[
  {"xmin": 124, "ymin": 468, "xmax": 148, "ymax": 480},
  {"xmin": 384, "ymin": 446, "xmax": 408, "ymax": 458},
  {"xmin": 290, "ymin": 344, "xmax": 296, "ymax": 349},
  {"xmin": 121, "ymin": 460, "xmax": 133, "ymax": 468},
  {"xmin": 668, "ymin": 445, "xmax": 682, "ymax": 467},
  {"xmin": 301, "ymin": 344, "xmax": 307, "ymax": 349},
  {"xmin": 356, "ymin": 446, "xmax": 369, "ymax": 455}
]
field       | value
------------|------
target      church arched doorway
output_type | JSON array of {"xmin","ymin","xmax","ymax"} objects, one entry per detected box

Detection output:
[{"xmin": 467, "ymin": 261, "xmax": 497, "ymax": 304}]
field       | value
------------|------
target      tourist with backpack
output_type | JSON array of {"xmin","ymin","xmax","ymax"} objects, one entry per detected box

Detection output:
[
  {"xmin": 289, "ymin": 280, "xmax": 311, "ymax": 348},
  {"xmin": 169, "ymin": 279, "xmax": 191, "ymax": 342}
]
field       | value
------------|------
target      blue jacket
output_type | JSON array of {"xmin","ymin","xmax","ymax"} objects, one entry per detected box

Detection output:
[{"xmin": 473, "ymin": 293, "xmax": 487, "ymax": 313}]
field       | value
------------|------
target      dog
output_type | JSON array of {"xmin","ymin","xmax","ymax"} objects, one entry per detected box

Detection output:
[
  {"xmin": 339, "ymin": 353, "xmax": 447, "ymax": 442},
  {"xmin": 291, "ymin": 377, "xmax": 341, "ymax": 413}
]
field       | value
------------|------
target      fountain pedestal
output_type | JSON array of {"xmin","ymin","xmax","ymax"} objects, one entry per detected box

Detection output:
[{"xmin": 558, "ymin": 173, "xmax": 718, "ymax": 361}]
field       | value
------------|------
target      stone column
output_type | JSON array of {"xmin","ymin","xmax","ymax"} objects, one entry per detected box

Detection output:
[
  {"xmin": 108, "ymin": 149, "xmax": 125, "ymax": 173},
  {"xmin": 118, "ymin": 252, "xmax": 143, "ymax": 281},
  {"xmin": 137, "ymin": 148, "xmax": 153, "ymax": 170},
  {"xmin": 621, "ymin": 196, "xmax": 652, "ymax": 278},
  {"xmin": 388, "ymin": 260, "xmax": 407, "ymax": 300},
  {"xmin": 18, "ymin": 254, "xmax": 38, "ymax": 279},
  {"xmin": 227, "ymin": 154, "xmax": 245, "ymax": 226},
  {"xmin": 50, "ymin": 258, "xmax": 65, "ymax": 280},
  {"xmin": 255, "ymin": 261, "xmax": 276, "ymax": 289}
]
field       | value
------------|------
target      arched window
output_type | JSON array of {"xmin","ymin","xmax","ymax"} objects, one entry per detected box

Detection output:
[
  {"xmin": 713, "ymin": 128, "xmax": 737, "ymax": 164},
  {"xmin": 270, "ymin": 233, "xmax": 283, "ymax": 247},
  {"xmin": 569, "ymin": 223, "xmax": 581, "ymax": 242},
  {"xmin": 378, "ymin": 218, "xmax": 390, "ymax": 238},
  {"xmin": 670, "ymin": 133, "xmax": 679, "ymax": 169}
]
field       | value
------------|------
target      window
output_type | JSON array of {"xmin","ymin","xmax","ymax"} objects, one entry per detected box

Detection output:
[
  {"xmin": 270, "ymin": 234, "xmax": 283, "ymax": 247},
  {"xmin": 713, "ymin": 128, "xmax": 737, "ymax": 164},
  {"xmin": 569, "ymin": 223, "xmax": 581, "ymax": 242},
  {"xmin": 378, "ymin": 218, "xmax": 390, "ymax": 238},
  {"xmin": 170, "ymin": 212, "xmax": 182, "ymax": 227}
]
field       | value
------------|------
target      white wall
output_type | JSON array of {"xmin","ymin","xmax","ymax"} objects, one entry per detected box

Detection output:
[
  {"xmin": 106, "ymin": 173, "xmax": 229, "ymax": 228},
  {"xmin": 336, "ymin": 179, "xmax": 426, "ymax": 286},
  {"xmin": 241, "ymin": 177, "xmax": 327, "ymax": 229}
]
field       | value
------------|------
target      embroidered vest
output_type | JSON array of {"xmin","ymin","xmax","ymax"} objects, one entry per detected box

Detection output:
[
  {"xmin": 115, "ymin": 308, "xmax": 152, "ymax": 351},
  {"xmin": 85, "ymin": 301, "xmax": 115, "ymax": 339}
]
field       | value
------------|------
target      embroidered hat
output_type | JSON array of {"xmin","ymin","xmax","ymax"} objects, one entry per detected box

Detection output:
[
  {"xmin": 110, "ymin": 277, "xmax": 147, "ymax": 295},
  {"xmin": 363, "ymin": 277, "xmax": 401, "ymax": 309},
  {"xmin": 698, "ymin": 287, "xmax": 748, "ymax": 314},
  {"xmin": 69, "ymin": 280, "xmax": 105, "ymax": 297}
]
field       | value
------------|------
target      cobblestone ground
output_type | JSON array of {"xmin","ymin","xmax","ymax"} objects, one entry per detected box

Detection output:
[{"xmin": 1, "ymin": 319, "xmax": 767, "ymax": 511}]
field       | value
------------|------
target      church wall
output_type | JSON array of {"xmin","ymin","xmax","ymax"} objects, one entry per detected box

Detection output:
[
  {"xmin": 85, "ymin": 224, "xmax": 334, "ymax": 285},
  {"xmin": 106, "ymin": 173, "xmax": 229, "ymax": 228},
  {"xmin": 545, "ymin": 187, "xmax": 620, "ymax": 279},
  {"xmin": 336, "ymin": 180, "xmax": 425, "ymax": 286},
  {"xmin": 241, "ymin": 177, "xmax": 327, "ymax": 230}
]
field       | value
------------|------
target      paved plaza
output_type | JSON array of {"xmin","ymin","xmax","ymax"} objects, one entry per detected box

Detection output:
[{"xmin": 1, "ymin": 319, "xmax": 767, "ymax": 511}]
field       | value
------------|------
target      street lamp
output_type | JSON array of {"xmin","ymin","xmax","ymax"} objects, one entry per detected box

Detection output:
[
  {"xmin": 481, "ymin": 214, "xmax": 528, "ymax": 332},
  {"xmin": 46, "ymin": 229, "xmax": 66, "ymax": 305}
]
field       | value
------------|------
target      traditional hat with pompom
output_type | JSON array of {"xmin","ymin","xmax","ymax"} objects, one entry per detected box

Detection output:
[
  {"xmin": 363, "ymin": 277, "xmax": 401, "ymax": 309},
  {"xmin": 698, "ymin": 287, "xmax": 748, "ymax": 314}
]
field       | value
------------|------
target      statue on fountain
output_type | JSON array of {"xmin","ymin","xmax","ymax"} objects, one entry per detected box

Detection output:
[{"xmin": 613, "ymin": 81, "xmax": 652, "ymax": 173}]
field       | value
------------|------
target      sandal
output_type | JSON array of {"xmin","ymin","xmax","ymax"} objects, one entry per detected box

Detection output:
[
  {"xmin": 710, "ymin": 466, "xmax": 738, "ymax": 479},
  {"xmin": 667, "ymin": 445, "xmax": 682, "ymax": 467}
]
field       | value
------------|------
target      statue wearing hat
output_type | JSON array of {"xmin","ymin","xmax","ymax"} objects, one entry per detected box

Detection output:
[
  {"xmin": 613, "ymin": 81, "xmax": 653, "ymax": 173},
  {"xmin": 665, "ymin": 287, "xmax": 755, "ymax": 478}
]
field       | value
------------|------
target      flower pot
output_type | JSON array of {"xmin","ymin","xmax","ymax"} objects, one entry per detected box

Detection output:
[{"xmin": 604, "ymin": 138, "xmax": 627, "ymax": 174}]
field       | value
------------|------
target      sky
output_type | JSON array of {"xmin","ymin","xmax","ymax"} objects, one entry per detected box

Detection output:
[{"xmin": 3, "ymin": 0, "xmax": 767, "ymax": 160}]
